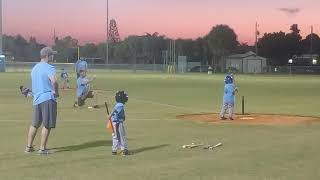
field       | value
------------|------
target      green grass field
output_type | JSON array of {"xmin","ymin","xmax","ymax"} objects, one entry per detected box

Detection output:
[{"xmin": 1, "ymin": 72, "xmax": 320, "ymax": 180}]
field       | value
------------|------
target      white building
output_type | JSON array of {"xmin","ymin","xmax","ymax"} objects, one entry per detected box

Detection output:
[{"xmin": 226, "ymin": 51, "xmax": 267, "ymax": 73}]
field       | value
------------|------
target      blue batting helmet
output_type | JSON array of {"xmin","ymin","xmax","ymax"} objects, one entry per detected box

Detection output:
[{"xmin": 224, "ymin": 75, "xmax": 233, "ymax": 84}]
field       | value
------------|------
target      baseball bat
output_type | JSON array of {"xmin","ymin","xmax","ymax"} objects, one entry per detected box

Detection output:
[{"xmin": 105, "ymin": 102, "xmax": 110, "ymax": 115}]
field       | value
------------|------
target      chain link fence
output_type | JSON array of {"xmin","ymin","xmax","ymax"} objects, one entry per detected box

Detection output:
[
  {"xmin": 4, "ymin": 61, "xmax": 170, "ymax": 73},
  {"xmin": 268, "ymin": 66, "xmax": 320, "ymax": 74},
  {"xmin": 3, "ymin": 61, "xmax": 320, "ymax": 74}
]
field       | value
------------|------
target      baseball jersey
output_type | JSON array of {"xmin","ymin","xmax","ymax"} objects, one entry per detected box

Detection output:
[
  {"xmin": 76, "ymin": 76, "xmax": 89, "ymax": 97},
  {"xmin": 78, "ymin": 60, "xmax": 88, "ymax": 72},
  {"xmin": 111, "ymin": 103, "xmax": 125, "ymax": 123},
  {"xmin": 223, "ymin": 84, "xmax": 235, "ymax": 104}
]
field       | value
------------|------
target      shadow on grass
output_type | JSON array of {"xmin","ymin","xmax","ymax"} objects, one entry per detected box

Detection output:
[
  {"xmin": 52, "ymin": 140, "xmax": 112, "ymax": 153},
  {"xmin": 131, "ymin": 144, "xmax": 169, "ymax": 154}
]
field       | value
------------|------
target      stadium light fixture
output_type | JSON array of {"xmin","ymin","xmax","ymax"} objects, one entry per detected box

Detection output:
[
  {"xmin": 312, "ymin": 59, "xmax": 317, "ymax": 65},
  {"xmin": 288, "ymin": 59, "xmax": 293, "ymax": 64}
]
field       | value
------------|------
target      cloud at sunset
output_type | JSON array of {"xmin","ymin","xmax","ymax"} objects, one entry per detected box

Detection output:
[{"xmin": 278, "ymin": 8, "xmax": 300, "ymax": 16}]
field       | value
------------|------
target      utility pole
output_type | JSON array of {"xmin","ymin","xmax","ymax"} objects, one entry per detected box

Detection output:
[
  {"xmin": 310, "ymin": 25, "xmax": 313, "ymax": 54},
  {"xmin": 77, "ymin": 47, "xmax": 80, "ymax": 60},
  {"xmin": 255, "ymin": 22, "xmax": 259, "ymax": 56},
  {"xmin": 0, "ymin": 0, "xmax": 3, "ymax": 55},
  {"xmin": 106, "ymin": 0, "xmax": 109, "ymax": 64},
  {"xmin": 53, "ymin": 28, "xmax": 56, "ymax": 46}
]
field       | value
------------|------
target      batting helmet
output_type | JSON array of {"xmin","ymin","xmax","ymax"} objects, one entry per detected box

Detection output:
[
  {"xmin": 115, "ymin": 90, "xmax": 128, "ymax": 104},
  {"xmin": 224, "ymin": 75, "xmax": 233, "ymax": 84}
]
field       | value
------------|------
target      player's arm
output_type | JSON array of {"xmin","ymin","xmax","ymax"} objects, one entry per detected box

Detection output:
[
  {"xmin": 49, "ymin": 75, "xmax": 59, "ymax": 97},
  {"xmin": 74, "ymin": 61, "xmax": 78, "ymax": 72},
  {"xmin": 232, "ymin": 85, "xmax": 238, "ymax": 95},
  {"xmin": 107, "ymin": 105, "xmax": 122, "ymax": 121},
  {"xmin": 81, "ymin": 76, "xmax": 96, "ymax": 85},
  {"xmin": 85, "ymin": 62, "xmax": 88, "ymax": 70},
  {"xmin": 48, "ymin": 67, "xmax": 59, "ymax": 97},
  {"xmin": 107, "ymin": 109, "xmax": 116, "ymax": 123},
  {"xmin": 107, "ymin": 111, "xmax": 113, "ymax": 121}
]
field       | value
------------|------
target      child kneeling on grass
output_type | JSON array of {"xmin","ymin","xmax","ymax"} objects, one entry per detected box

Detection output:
[
  {"xmin": 108, "ymin": 90, "xmax": 129, "ymax": 156},
  {"xmin": 74, "ymin": 70, "xmax": 98, "ymax": 108}
]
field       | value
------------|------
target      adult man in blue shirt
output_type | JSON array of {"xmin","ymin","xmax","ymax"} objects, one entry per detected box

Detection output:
[
  {"xmin": 75, "ymin": 58, "xmax": 81, "ymax": 78},
  {"xmin": 25, "ymin": 47, "xmax": 58, "ymax": 155},
  {"xmin": 75, "ymin": 57, "xmax": 88, "ymax": 78},
  {"xmin": 79, "ymin": 58, "xmax": 88, "ymax": 72}
]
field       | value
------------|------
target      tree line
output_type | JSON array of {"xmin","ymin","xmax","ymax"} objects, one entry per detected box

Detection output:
[{"xmin": 3, "ymin": 24, "xmax": 320, "ymax": 67}]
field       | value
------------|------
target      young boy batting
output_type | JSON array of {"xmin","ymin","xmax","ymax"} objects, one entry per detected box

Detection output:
[
  {"xmin": 220, "ymin": 75, "xmax": 238, "ymax": 120},
  {"xmin": 108, "ymin": 91, "xmax": 129, "ymax": 156},
  {"xmin": 74, "ymin": 70, "xmax": 98, "ymax": 108}
]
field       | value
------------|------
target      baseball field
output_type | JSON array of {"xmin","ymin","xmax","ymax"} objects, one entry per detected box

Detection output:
[{"xmin": 0, "ymin": 72, "xmax": 320, "ymax": 180}]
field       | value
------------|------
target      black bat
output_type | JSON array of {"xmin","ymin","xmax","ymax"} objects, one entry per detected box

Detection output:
[{"xmin": 104, "ymin": 102, "xmax": 110, "ymax": 115}]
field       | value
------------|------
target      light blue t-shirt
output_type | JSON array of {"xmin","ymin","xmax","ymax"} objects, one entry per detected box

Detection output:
[
  {"xmin": 78, "ymin": 60, "xmax": 88, "ymax": 72},
  {"xmin": 223, "ymin": 84, "xmax": 235, "ymax": 104},
  {"xmin": 76, "ymin": 76, "xmax": 89, "ymax": 97},
  {"xmin": 111, "ymin": 103, "xmax": 125, "ymax": 122},
  {"xmin": 75, "ymin": 60, "xmax": 81, "ymax": 73},
  {"xmin": 31, "ymin": 62, "xmax": 56, "ymax": 105}
]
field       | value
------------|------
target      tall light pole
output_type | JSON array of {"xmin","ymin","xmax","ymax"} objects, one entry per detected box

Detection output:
[
  {"xmin": 106, "ymin": 0, "xmax": 109, "ymax": 64},
  {"xmin": 310, "ymin": 25, "xmax": 313, "ymax": 54},
  {"xmin": 0, "ymin": 0, "xmax": 3, "ymax": 55},
  {"xmin": 255, "ymin": 22, "xmax": 259, "ymax": 56}
]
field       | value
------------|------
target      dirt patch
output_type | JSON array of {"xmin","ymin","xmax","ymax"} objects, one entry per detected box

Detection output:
[{"xmin": 177, "ymin": 113, "xmax": 320, "ymax": 125}]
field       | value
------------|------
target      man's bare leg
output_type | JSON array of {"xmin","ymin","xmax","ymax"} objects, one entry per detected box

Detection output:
[
  {"xmin": 27, "ymin": 126, "xmax": 38, "ymax": 148},
  {"xmin": 39, "ymin": 127, "xmax": 51, "ymax": 150}
]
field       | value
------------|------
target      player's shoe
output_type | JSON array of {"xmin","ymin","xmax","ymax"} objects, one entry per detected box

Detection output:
[
  {"xmin": 229, "ymin": 117, "xmax": 234, "ymax": 120},
  {"xmin": 121, "ymin": 149, "xmax": 129, "ymax": 156},
  {"xmin": 24, "ymin": 146, "xmax": 35, "ymax": 153},
  {"xmin": 112, "ymin": 151, "xmax": 117, "ymax": 155},
  {"xmin": 38, "ymin": 149, "xmax": 51, "ymax": 155},
  {"xmin": 220, "ymin": 117, "xmax": 227, "ymax": 120},
  {"xmin": 93, "ymin": 105, "xmax": 100, "ymax": 109}
]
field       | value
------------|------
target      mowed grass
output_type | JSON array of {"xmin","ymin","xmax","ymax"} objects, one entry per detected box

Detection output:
[{"xmin": 0, "ymin": 72, "xmax": 320, "ymax": 180}]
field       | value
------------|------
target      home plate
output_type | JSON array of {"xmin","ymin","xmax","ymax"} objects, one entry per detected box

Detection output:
[{"xmin": 240, "ymin": 117, "xmax": 255, "ymax": 120}]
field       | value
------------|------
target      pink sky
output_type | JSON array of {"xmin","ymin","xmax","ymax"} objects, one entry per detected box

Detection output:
[{"xmin": 3, "ymin": 0, "xmax": 320, "ymax": 45}]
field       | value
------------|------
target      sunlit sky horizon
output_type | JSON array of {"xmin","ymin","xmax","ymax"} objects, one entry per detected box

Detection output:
[{"xmin": 3, "ymin": 0, "xmax": 320, "ymax": 45}]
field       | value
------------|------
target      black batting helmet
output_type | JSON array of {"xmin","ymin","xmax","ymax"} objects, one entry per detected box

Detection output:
[{"xmin": 115, "ymin": 90, "xmax": 128, "ymax": 104}]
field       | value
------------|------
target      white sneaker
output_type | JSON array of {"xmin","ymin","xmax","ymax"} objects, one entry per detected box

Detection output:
[{"xmin": 38, "ymin": 149, "xmax": 51, "ymax": 155}]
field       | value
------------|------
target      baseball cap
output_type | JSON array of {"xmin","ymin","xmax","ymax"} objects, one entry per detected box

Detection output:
[{"xmin": 40, "ymin": 47, "xmax": 57, "ymax": 57}]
